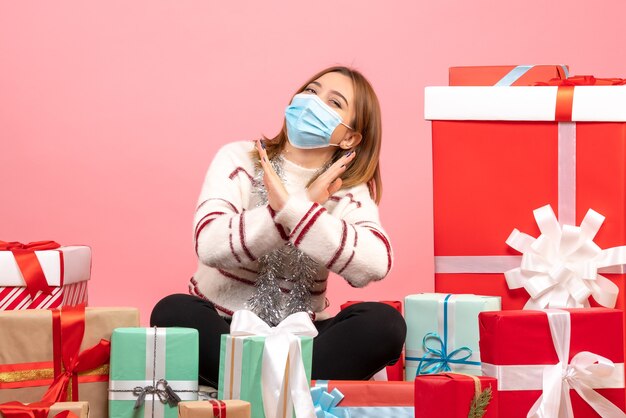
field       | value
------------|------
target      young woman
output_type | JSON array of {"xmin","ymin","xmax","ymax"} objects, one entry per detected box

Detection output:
[{"xmin": 151, "ymin": 66, "xmax": 406, "ymax": 387}]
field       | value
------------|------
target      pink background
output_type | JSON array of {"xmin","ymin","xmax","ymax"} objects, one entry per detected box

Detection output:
[{"xmin": 2, "ymin": 1, "xmax": 625, "ymax": 324}]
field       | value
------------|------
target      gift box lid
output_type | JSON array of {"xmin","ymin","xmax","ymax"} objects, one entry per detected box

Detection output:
[
  {"xmin": 425, "ymin": 85, "xmax": 626, "ymax": 122},
  {"xmin": 449, "ymin": 65, "xmax": 569, "ymax": 86},
  {"xmin": 0, "ymin": 246, "xmax": 91, "ymax": 286}
]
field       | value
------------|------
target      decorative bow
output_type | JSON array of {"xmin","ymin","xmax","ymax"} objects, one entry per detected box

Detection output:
[
  {"xmin": 416, "ymin": 332, "xmax": 474, "ymax": 375},
  {"xmin": 41, "ymin": 305, "xmax": 111, "ymax": 403},
  {"xmin": 310, "ymin": 387, "xmax": 348, "ymax": 418},
  {"xmin": 0, "ymin": 240, "xmax": 61, "ymax": 298},
  {"xmin": 230, "ymin": 310, "xmax": 318, "ymax": 418},
  {"xmin": 504, "ymin": 205, "xmax": 626, "ymax": 309},
  {"xmin": 132, "ymin": 379, "xmax": 181, "ymax": 409},
  {"xmin": 527, "ymin": 310, "xmax": 626, "ymax": 418},
  {"xmin": 536, "ymin": 75, "xmax": 626, "ymax": 86}
]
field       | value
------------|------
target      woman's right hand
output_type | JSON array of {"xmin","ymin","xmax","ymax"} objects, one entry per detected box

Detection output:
[
  {"xmin": 307, "ymin": 150, "xmax": 356, "ymax": 205},
  {"xmin": 257, "ymin": 140, "xmax": 289, "ymax": 212}
]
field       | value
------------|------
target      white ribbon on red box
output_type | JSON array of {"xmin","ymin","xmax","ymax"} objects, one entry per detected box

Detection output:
[
  {"xmin": 505, "ymin": 205, "xmax": 626, "ymax": 309},
  {"xmin": 482, "ymin": 310, "xmax": 626, "ymax": 418}
]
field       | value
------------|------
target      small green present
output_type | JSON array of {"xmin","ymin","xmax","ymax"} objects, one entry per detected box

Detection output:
[
  {"xmin": 218, "ymin": 311, "xmax": 317, "ymax": 418},
  {"xmin": 108, "ymin": 327, "xmax": 199, "ymax": 418},
  {"xmin": 405, "ymin": 293, "xmax": 501, "ymax": 379}
]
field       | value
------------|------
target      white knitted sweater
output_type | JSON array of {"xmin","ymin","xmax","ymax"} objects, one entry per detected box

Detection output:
[{"xmin": 190, "ymin": 141, "xmax": 393, "ymax": 320}]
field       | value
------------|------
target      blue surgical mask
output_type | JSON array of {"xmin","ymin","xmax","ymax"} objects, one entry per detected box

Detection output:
[{"xmin": 284, "ymin": 93, "xmax": 353, "ymax": 149}]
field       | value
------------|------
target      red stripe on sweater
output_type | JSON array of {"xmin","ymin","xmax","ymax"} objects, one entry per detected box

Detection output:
[
  {"xmin": 239, "ymin": 211, "xmax": 256, "ymax": 261},
  {"xmin": 228, "ymin": 218, "xmax": 242, "ymax": 263},
  {"xmin": 195, "ymin": 211, "xmax": 226, "ymax": 237},
  {"xmin": 268, "ymin": 206, "xmax": 289, "ymax": 240},
  {"xmin": 294, "ymin": 206, "xmax": 326, "ymax": 247},
  {"xmin": 194, "ymin": 216, "xmax": 223, "ymax": 256},
  {"xmin": 366, "ymin": 228, "xmax": 392, "ymax": 275},
  {"xmin": 326, "ymin": 220, "xmax": 347, "ymax": 269},
  {"xmin": 196, "ymin": 198, "xmax": 239, "ymax": 214},
  {"xmin": 290, "ymin": 203, "xmax": 320, "ymax": 239},
  {"xmin": 229, "ymin": 167, "xmax": 255, "ymax": 183},
  {"xmin": 189, "ymin": 278, "xmax": 235, "ymax": 316},
  {"xmin": 351, "ymin": 225, "xmax": 359, "ymax": 247},
  {"xmin": 338, "ymin": 251, "xmax": 355, "ymax": 275},
  {"xmin": 329, "ymin": 193, "xmax": 362, "ymax": 208}
]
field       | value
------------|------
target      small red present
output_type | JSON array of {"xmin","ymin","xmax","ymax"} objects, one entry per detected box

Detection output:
[
  {"xmin": 479, "ymin": 308, "xmax": 625, "ymax": 418},
  {"xmin": 449, "ymin": 64, "xmax": 568, "ymax": 86},
  {"xmin": 340, "ymin": 300, "xmax": 404, "ymax": 380},
  {"xmin": 414, "ymin": 373, "xmax": 498, "ymax": 418}
]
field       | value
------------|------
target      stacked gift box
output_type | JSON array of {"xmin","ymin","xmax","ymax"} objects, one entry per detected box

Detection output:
[{"xmin": 411, "ymin": 64, "xmax": 626, "ymax": 417}]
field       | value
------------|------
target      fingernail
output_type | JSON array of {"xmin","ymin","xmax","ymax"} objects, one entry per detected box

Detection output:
[
  {"xmin": 345, "ymin": 151, "xmax": 352, "ymax": 157},
  {"xmin": 261, "ymin": 141, "xmax": 266, "ymax": 150}
]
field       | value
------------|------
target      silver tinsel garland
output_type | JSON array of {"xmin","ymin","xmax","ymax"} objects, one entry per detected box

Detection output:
[{"xmin": 245, "ymin": 154, "xmax": 321, "ymax": 325}]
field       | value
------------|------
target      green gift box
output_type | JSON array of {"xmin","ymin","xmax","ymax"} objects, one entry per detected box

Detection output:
[
  {"xmin": 405, "ymin": 293, "xmax": 500, "ymax": 379},
  {"xmin": 108, "ymin": 327, "xmax": 199, "ymax": 418},
  {"xmin": 218, "ymin": 312, "xmax": 315, "ymax": 418}
]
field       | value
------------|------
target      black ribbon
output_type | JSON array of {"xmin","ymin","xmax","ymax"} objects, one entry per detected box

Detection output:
[{"xmin": 132, "ymin": 379, "xmax": 181, "ymax": 410}]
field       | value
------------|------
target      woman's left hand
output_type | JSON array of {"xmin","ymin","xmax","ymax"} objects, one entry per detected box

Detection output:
[
  {"xmin": 257, "ymin": 140, "xmax": 289, "ymax": 211},
  {"xmin": 307, "ymin": 150, "xmax": 356, "ymax": 205}
]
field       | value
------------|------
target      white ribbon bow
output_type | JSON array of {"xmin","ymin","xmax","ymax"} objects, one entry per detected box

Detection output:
[
  {"xmin": 231, "ymin": 310, "xmax": 318, "ymax": 418},
  {"xmin": 505, "ymin": 205, "xmax": 626, "ymax": 309},
  {"xmin": 527, "ymin": 310, "xmax": 626, "ymax": 418}
]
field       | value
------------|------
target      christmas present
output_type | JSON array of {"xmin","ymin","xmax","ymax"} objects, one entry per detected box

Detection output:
[
  {"xmin": 218, "ymin": 310, "xmax": 316, "ymax": 418},
  {"xmin": 0, "ymin": 305, "xmax": 139, "ymax": 418},
  {"xmin": 108, "ymin": 327, "xmax": 199, "ymax": 418},
  {"xmin": 0, "ymin": 241, "xmax": 90, "ymax": 310},
  {"xmin": 405, "ymin": 293, "xmax": 500, "ymax": 379},
  {"xmin": 340, "ymin": 301, "xmax": 404, "ymax": 381},
  {"xmin": 449, "ymin": 64, "xmax": 568, "ymax": 86},
  {"xmin": 414, "ymin": 373, "xmax": 498, "ymax": 418},
  {"xmin": 0, "ymin": 402, "xmax": 88, "ymax": 418},
  {"xmin": 311, "ymin": 380, "xmax": 414, "ymax": 417},
  {"xmin": 426, "ymin": 75, "xmax": 626, "ymax": 310},
  {"xmin": 178, "ymin": 400, "xmax": 250, "ymax": 418},
  {"xmin": 479, "ymin": 308, "xmax": 626, "ymax": 417}
]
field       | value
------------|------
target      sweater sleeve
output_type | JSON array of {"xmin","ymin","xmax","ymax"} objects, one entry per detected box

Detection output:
[
  {"xmin": 193, "ymin": 142, "xmax": 289, "ymax": 269},
  {"xmin": 273, "ymin": 185, "xmax": 393, "ymax": 287}
]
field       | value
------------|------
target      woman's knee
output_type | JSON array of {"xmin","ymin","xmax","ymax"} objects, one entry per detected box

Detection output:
[
  {"xmin": 344, "ymin": 302, "xmax": 407, "ymax": 350},
  {"xmin": 150, "ymin": 293, "xmax": 210, "ymax": 327}
]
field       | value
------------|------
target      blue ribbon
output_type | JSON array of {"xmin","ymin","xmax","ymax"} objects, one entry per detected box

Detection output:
[
  {"xmin": 310, "ymin": 386, "xmax": 349, "ymax": 418},
  {"xmin": 406, "ymin": 294, "xmax": 481, "ymax": 376},
  {"xmin": 495, "ymin": 64, "xmax": 570, "ymax": 86}
]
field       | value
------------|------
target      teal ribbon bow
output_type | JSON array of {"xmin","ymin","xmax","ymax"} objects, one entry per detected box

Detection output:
[
  {"xmin": 406, "ymin": 294, "xmax": 481, "ymax": 376},
  {"xmin": 415, "ymin": 332, "xmax": 475, "ymax": 375},
  {"xmin": 311, "ymin": 386, "xmax": 349, "ymax": 418}
]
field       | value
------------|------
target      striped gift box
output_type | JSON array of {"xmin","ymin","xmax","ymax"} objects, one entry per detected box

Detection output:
[{"xmin": 0, "ymin": 245, "xmax": 91, "ymax": 310}]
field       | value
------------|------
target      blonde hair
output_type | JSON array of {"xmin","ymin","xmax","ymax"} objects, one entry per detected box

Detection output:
[{"xmin": 253, "ymin": 66, "xmax": 384, "ymax": 204}]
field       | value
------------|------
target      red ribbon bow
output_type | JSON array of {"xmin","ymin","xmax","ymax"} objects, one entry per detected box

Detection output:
[
  {"xmin": 39, "ymin": 305, "xmax": 111, "ymax": 403},
  {"xmin": 0, "ymin": 402, "xmax": 78, "ymax": 418},
  {"xmin": 0, "ymin": 241, "xmax": 62, "ymax": 299},
  {"xmin": 534, "ymin": 75, "xmax": 626, "ymax": 121}
]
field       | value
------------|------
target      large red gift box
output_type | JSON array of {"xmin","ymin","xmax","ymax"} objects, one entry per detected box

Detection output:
[
  {"xmin": 0, "ymin": 241, "xmax": 90, "ymax": 310},
  {"xmin": 426, "ymin": 79, "xmax": 626, "ymax": 310},
  {"xmin": 479, "ymin": 308, "xmax": 625, "ymax": 418},
  {"xmin": 340, "ymin": 300, "xmax": 404, "ymax": 381},
  {"xmin": 449, "ymin": 64, "xmax": 568, "ymax": 86},
  {"xmin": 414, "ymin": 373, "xmax": 498, "ymax": 418}
]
